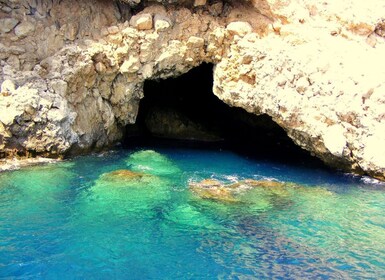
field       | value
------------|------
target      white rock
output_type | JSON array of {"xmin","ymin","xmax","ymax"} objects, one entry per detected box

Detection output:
[
  {"xmin": 140, "ymin": 64, "xmax": 154, "ymax": 79},
  {"xmin": 1, "ymin": 80, "xmax": 15, "ymax": 93},
  {"xmin": 120, "ymin": 57, "xmax": 140, "ymax": 74},
  {"xmin": 130, "ymin": 14, "xmax": 153, "ymax": 30},
  {"xmin": 154, "ymin": 14, "xmax": 171, "ymax": 32},
  {"xmin": 362, "ymin": 136, "xmax": 385, "ymax": 167},
  {"xmin": 227, "ymin": 22, "xmax": 253, "ymax": 37},
  {"xmin": 322, "ymin": 125, "xmax": 347, "ymax": 157},
  {"xmin": 107, "ymin": 26, "xmax": 120, "ymax": 34}
]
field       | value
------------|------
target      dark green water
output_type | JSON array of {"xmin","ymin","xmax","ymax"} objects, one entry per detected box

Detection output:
[{"xmin": 0, "ymin": 148, "xmax": 385, "ymax": 279}]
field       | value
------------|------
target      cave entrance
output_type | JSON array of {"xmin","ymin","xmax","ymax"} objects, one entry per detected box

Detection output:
[{"xmin": 124, "ymin": 63, "xmax": 319, "ymax": 164}]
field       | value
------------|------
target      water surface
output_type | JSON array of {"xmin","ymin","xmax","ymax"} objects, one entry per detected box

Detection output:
[{"xmin": 1, "ymin": 147, "xmax": 385, "ymax": 279}]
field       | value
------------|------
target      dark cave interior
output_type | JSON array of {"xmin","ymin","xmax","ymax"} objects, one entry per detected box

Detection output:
[{"xmin": 124, "ymin": 63, "xmax": 323, "ymax": 166}]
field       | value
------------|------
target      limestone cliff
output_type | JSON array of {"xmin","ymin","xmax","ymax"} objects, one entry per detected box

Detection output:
[{"xmin": 0, "ymin": 0, "xmax": 384, "ymax": 179}]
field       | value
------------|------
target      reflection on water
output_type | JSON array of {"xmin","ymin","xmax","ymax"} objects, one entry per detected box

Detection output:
[{"xmin": 0, "ymin": 148, "xmax": 385, "ymax": 278}]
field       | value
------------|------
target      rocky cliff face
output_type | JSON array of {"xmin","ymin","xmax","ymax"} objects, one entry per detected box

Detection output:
[{"xmin": 0, "ymin": 0, "xmax": 384, "ymax": 179}]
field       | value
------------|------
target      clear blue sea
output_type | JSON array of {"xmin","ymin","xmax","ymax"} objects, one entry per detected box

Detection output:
[{"xmin": 1, "ymin": 147, "xmax": 385, "ymax": 279}]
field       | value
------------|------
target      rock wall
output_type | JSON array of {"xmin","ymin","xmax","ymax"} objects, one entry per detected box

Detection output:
[{"xmin": 0, "ymin": 0, "xmax": 385, "ymax": 179}]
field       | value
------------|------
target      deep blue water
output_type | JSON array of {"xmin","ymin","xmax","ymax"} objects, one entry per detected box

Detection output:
[{"xmin": 1, "ymin": 147, "xmax": 385, "ymax": 279}]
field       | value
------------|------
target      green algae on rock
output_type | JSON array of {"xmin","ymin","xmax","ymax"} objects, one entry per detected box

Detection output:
[
  {"xmin": 78, "ymin": 170, "xmax": 170, "ymax": 218},
  {"xmin": 165, "ymin": 204, "xmax": 224, "ymax": 230},
  {"xmin": 77, "ymin": 151, "xmax": 181, "ymax": 218},
  {"xmin": 0, "ymin": 162, "xmax": 76, "ymax": 214},
  {"xmin": 98, "ymin": 169, "xmax": 153, "ymax": 185},
  {"xmin": 126, "ymin": 150, "xmax": 181, "ymax": 176}
]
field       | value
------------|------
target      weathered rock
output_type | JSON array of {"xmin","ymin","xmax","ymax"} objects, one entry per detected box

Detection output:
[
  {"xmin": 130, "ymin": 13, "xmax": 153, "ymax": 30},
  {"xmin": 0, "ymin": 18, "xmax": 19, "ymax": 33},
  {"xmin": 226, "ymin": 21, "xmax": 253, "ymax": 37},
  {"xmin": 1, "ymin": 80, "xmax": 16, "ymax": 95},
  {"xmin": 64, "ymin": 23, "xmax": 79, "ymax": 41},
  {"xmin": 14, "ymin": 21, "xmax": 35, "ymax": 38},
  {"xmin": 375, "ymin": 19, "xmax": 385, "ymax": 37},
  {"xmin": 208, "ymin": 2, "xmax": 223, "ymax": 16},
  {"xmin": 100, "ymin": 169, "xmax": 151, "ymax": 182},
  {"xmin": 194, "ymin": 0, "xmax": 206, "ymax": 7},
  {"xmin": 120, "ymin": 56, "xmax": 140, "ymax": 73},
  {"xmin": 0, "ymin": 0, "xmax": 385, "ymax": 181},
  {"xmin": 154, "ymin": 14, "xmax": 171, "ymax": 32}
]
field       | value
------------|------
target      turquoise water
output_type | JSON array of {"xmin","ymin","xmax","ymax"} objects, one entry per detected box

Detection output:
[{"xmin": 1, "ymin": 147, "xmax": 385, "ymax": 279}]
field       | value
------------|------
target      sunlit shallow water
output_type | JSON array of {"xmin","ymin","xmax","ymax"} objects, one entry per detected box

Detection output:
[{"xmin": 1, "ymin": 147, "xmax": 385, "ymax": 279}]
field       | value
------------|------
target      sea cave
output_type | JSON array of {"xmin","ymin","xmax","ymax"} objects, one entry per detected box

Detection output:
[{"xmin": 124, "ymin": 63, "xmax": 321, "ymax": 166}]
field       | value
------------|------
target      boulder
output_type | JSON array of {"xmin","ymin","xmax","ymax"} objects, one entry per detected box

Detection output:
[
  {"xmin": 154, "ymin": 14, "xmax": 171, "ymax": 32},
  {"xmin": 0, "ymin": 18, "xmax": 19, "ymax": 33},
  {"xmin": 194, "ymin": 0, "xmax": 206, "ymax": 7},
  {"xmin": 130, "ymin": 13, "xmax": 153, "ymax": 30},
  {"xmin": 14, "ymin": 21, "xmax": 35, "ymax": 38},
  {"xmin": 226, "ymin": 21, "xmax": 253, "ymax": 37},
  {"xmin": 1, "ymin": 80, "xmax": 16, "ymax": 95}
]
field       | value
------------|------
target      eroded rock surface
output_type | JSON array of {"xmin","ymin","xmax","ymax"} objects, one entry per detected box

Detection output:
[
  {"xmin": 0, "ymin": 0, "xmax": 385, "ymax": 179},
  {"xmin": 189, "ymin": 178, "xmax": 333, "ymax": 204}
]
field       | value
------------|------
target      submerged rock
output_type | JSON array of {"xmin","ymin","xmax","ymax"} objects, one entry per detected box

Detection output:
[
  {"xmin": 190, "ymin": 183, "xmax": 238, "ymax": 202},
  {"xmin": 165, "ymin": 204, "xmax": 223, "ymax": 230},
  {"xmin": 126, "ymin": 150, "xmax": 181, "ymax": 176},
  {"xmin": 235, "ymin": 179, "xmax": 285, "ymax": 188},
  {"xmin": 96, "ymin": 168, "xmax": 163, "ymax": 188},
  {"xmin": 189, "ymin": 178, "xmax": 333, "ymax": 212},
  {"xmin": 189, "ymin": 178, "xmax": 286, "ymax": 202},
  {"xmin": 81, "ymin": 167, "xmax": 171, "ymax": 218},
  {"xmin": 100, "ymin": 169, "xmax": 150, "ymax": 182}
]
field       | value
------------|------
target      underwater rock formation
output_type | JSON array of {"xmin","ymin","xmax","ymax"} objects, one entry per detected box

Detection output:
[
  {"xmin": 189, "ymin": 178, "xmax": 286, "ymax": 202},
  {"xmin": 189, "ymin": 178, "xmax": 333, "ymax": 211},
  {"xmin": 99, "ymin": 169, "xmax": 154, "ymax": 183},
  {"xmin": 126, "ymin": 150, "xmax": 181, "ymax": 175},
  {"xmin": 0, "ymin": 0, "xmax": 385, "ymax": 179},
  {"xmin": 189, "ymin": 178, "xmax": 238, "ymax": 202}
]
